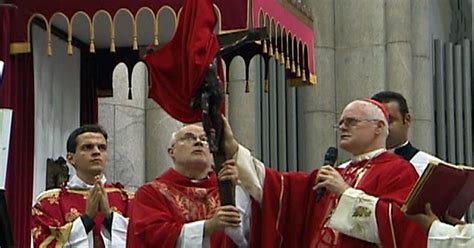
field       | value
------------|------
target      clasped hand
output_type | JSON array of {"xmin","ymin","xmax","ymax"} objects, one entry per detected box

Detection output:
[{"xmin": 85, "ymin": 176, "xmax": 111, "ymax": 218}]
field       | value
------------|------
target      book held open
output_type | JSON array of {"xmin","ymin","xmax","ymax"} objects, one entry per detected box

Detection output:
[{"xmin": 402, "ymin": 161, "xmax": 474, "ymax": 219}]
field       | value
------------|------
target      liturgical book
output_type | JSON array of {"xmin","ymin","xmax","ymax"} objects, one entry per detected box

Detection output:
[{"xmin": 402, "ymin": 161, "xmax": 474, "ymax": 219}]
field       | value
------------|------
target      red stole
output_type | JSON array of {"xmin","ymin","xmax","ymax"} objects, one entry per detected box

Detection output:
[{"xmin": 92, "ymin": 212, "xmax": 105, "ymax": 248}]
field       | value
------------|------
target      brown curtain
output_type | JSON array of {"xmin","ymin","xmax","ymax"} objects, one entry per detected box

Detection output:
[{"xmin": 0, "ymin": 5, "xmax": 35, "ymax": 247}]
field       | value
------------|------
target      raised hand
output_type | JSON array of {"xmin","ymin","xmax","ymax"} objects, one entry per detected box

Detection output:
[
  {"xmin": 204, "ymin": 206, "xmax": 241, "ymax": 236},
  {"xmin": 221, "ymin": 116, "xmax": 239, "ymax": 159}
]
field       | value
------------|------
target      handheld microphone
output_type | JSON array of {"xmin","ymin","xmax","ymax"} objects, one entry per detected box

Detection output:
[{"xmin": 315, "ymin": 147, "xmax": 338, "ymax": 202}]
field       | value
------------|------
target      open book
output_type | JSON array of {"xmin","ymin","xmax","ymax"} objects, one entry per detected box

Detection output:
[{"xmin": 401, "ymin": 161, "xmax": 474, "ymax": 219}]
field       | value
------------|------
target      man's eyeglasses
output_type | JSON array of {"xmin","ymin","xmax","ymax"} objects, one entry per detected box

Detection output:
[
  {"xmin": 334, "ymin": 117, "xmax": 380, "ymax": 128},
  {"xmin": 176, "ymin": 133, "xmax": 209, "ymax": 145}
]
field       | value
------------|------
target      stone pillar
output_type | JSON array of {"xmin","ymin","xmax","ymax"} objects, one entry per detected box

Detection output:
[
  {"xmin": 227, "ymin": 57, "xmax": 258, "ymax": 152},
  {"xmin": 98, "ymin": 63, "xmax": 146, "ymax": 190},
  {"xmin": 145, "ymin": 98, "xmax": 182, "ymax": 182},
  {"xmin": 334, "ymin": 0, "xmax": 386, "ymax": 159},
  {"xmin": 385, "ymin": 0, "xmax": 413, "ymax": 95},
  {"xmin": 299, "ymin": 0, "xmax": 337, "ymax": 170},
  {"xmin": 411, "ymin": 0, "xmax": 436, "ymax": 153}
]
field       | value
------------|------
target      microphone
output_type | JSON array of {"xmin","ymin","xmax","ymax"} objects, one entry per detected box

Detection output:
[{"xmin": 315, "ymin": 147, "xmax": 338, "ymax": 202}]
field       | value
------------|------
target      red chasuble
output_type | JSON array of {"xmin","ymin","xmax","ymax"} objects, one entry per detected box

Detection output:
[
  {"xmin": 31, "ymin": 184, "xmax": 133, "ymax": 248},
  {"xmin": 126, "ymin": 168, "xmax": 236, "ymax": 248},
  {"xmin": 250, "ymin": 152, "xmax": 427, "ymax": 248},
  {"xmin": 249, "ymin": 169, "xmax": 312, "ymax": 247}
]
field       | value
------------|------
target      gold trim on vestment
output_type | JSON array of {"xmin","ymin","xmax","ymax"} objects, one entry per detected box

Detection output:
[
  {"xmin": 38, "ymin": 222, "xmax": 73, "ymax": 248},
  {"xmin": 388, "ymin": 203, "xmax": 398, "ymax": 248},
  {"xmin": 276, "ymin": 175, "xmax": 285, "ymax": 248}
]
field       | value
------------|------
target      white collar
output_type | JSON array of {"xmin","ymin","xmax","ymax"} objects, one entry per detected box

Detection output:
[
  {"xmin": 67, "ymin": 174, "xmax": 107, "ymax": 190},
  {"xmin": 351, "ymin": 148, "xmax": 386, "ymax": 163},
  {"xmin": 388, "ymin": 140, "xmax": 409, "ymax": 153},
  {"xmin": 190, "ymin": 176, "xmax": 209, "ymax": 183}
]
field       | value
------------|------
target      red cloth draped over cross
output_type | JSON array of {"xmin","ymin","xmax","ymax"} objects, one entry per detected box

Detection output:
[{"xmin": 145, "ymin": 0, "xmax": 221, "ymax": 123}]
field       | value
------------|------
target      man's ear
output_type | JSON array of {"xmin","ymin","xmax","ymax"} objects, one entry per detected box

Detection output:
[
  {"xmin": 375, "ymin": 121, "xmax": 385, "ymax": 135},
  {"xmin": 404, "ymin": 112, "xmax": 412, "ymax": 125},
  {"xmin": 66, "ymin": 152, "xmax": 75, "ymax": 167},
  {"xmin": 168, "ymin": 147, "xmax": 175, "ymax": 158}
]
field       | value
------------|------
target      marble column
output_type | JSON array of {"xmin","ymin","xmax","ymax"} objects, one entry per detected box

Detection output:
[
  {"xmin": 411, "ymin": 0, "xmax": 436, "ymax": 153},
  {"xmin": 386, "ymin": 0, "xmax": 413, "ymax": 95},
  {"xmin": 227, "ymin": 56, "xmax": 258, "ymax": 152},
  {"xmin": 299, "ymin": 0, "xmax": 337, "ymax": 170},
  {"xmin": 98, "ymin": 63, "xmax": 146, "ymax": 190},
  {"xmin": 145, "ymin": 97, "xmax": 182, "ymax": 182}
]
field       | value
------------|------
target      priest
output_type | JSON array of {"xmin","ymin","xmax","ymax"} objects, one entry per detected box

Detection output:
[
  {"xmin": 371, "ymin": 91, "xmax": 444, "ymax": 175},
  {"xmin": 126, "ymin": 124, "xmax": 249, "ymax": 248},
  {"xmin": 222, "ymin": 99, "xmax": 427, "ymax": 247},
  {"xmin": 406, "ymin": 203, "xmax": 474, "ymax": 247},
  {"xmin": 32, "ymin": 125, "xmax": 132, "ymax": 247}
]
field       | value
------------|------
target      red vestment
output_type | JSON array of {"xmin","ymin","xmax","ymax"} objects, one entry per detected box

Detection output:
[
  {"xmin": 32, "ymin": 184, "xmax": 133, "ymax": 248},
  {"xmin": 250, "ymin": 152, "xmax": 427, "ymax": 248},
  {"xmin": 126, "ymin": 168, "xmax": 236, "ymax": 248}
]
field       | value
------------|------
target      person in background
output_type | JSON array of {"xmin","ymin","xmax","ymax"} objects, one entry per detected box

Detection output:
[
  {"xmin": 32, "ymin": 124, "xmax": 133, "ymax": 247},
  {"xmin": 371, "ymin": 91, "xmax": 443, "ymax": 175},
  {"xmin": 406, "ymin": 203, "xmax": 474, "ymax": 247}
]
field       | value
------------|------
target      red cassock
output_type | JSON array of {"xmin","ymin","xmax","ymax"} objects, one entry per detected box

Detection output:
[
  {"xmin": 31, "ymin": 184, "xmax": 133, "ymax": 247},
  {"xmin": 126, "ymin": 168, "xmax": 236, "ymax": 247},
  {"xmin": 250, "ymin": 152, "xmax": 427, "ymax": 248}
]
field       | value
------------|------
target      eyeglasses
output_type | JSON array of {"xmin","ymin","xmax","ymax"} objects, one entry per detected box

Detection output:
[
  {"xmin": 176, "ymin": 133, "xmax": 209, "ymax": 145},
  {"xmin": 334, "ymin": 117, "xmax": 380, "ymax": 128}
]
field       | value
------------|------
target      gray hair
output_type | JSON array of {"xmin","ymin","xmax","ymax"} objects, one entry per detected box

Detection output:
[
  {"xmin": 167, "ymin": 123, "xmax": 204, "ymax": 148},
  {"xmin": 168, "ymin": 130, "xmax": 179, "ymax": 148},
  {"xmin": 356, "ymin": 100, "xmax": 389, "ymax": 138}
]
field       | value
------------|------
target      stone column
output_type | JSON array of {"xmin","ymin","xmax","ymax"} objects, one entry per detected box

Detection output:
[
  {"xmin": 299, "ymin": 0, "xmax": 337, "ymax": 170},
  {"xmin": 385, "ymin": 0, "xmax": 413, "ymax": 94},
  {"xmin": 98, "ymin": 63, "xmax": 146, "ymax": 190},
  {"xmin": 145, "ymin": 98, "xmax": 182, "ymax": 182},
  {"xmin": 227, "ymin": 57, "xmax": 257, "ymax": 152},
  {"xmin": 334, "ymin": 0, "xmax": 386, "ymax": 159},
  {"xmin": 133, "ymin": 48, "xmax": 183, "ymax": 182},
  {"xmin": 411, "ymin": 0, "xmax": 436, "ymax": 153}
]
